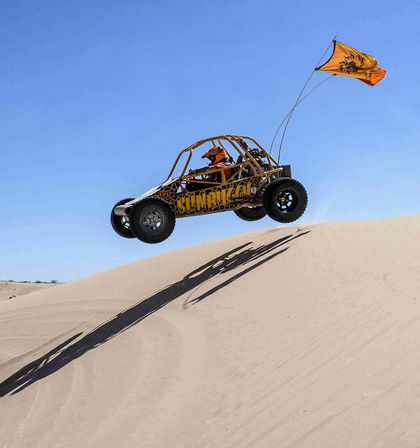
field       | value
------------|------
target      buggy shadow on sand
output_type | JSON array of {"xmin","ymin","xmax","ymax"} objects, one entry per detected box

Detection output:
[{"xmin": 0, "ymin": 230, "xmax": 309, "ymax": 397}]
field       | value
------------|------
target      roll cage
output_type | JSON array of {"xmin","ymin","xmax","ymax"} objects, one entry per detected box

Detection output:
[{"xmin": 166, "ymin": 135, "xmax": 281, "ymax": 189}]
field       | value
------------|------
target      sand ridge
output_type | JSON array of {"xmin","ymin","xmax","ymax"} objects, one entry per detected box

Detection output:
[
  {"xmin": 0, "ymin": 281, "xmax": 59, "ymax": 302},
  {"xmin": 0, "ymin": 215, "xmax": 419, "ymax": 447}
]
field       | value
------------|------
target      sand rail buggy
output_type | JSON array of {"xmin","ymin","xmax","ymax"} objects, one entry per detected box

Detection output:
[{"xmin": 111, "ymin": 135, "xmax": 307, "ymax": 243}]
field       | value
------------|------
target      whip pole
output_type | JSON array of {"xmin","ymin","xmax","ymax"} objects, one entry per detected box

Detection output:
[{"xmin": 270, "ymin": 36, "xmax": 337, "ymax": 162}]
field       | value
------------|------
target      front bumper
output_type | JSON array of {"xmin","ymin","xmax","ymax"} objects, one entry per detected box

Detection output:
[{"xmin": 114, "ymin": 205, "xmax": 132, "ymax": 216}]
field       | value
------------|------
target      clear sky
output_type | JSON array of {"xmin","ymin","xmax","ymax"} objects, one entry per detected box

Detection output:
[{"xmin": 1, "ymin": 0, "xmax": 419, "ymax": 282}]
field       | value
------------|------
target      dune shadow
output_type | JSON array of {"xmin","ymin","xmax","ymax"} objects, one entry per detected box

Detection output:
[{"xmin": 0, "ymin": 230, "xmax": 309, "ymax": 397}]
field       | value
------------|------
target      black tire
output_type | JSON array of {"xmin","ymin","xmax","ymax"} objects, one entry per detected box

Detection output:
[
  {"xmin": 234, "ymin": 206, "xmax": 266, "ymax": 221},
  {"xmin": 263, "ymin": 178, "xmax": 308, "ymax": 223},
  {"xmin": 129, "ymin": 198, "xmax": 175, "ymax": 244},
  {"xmin": 111, "ymin": 198, "xmax": 135, "ymax": 239}
]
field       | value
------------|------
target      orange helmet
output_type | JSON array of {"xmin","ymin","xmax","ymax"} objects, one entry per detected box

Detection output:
[{"xmin": 202, "ymin": 146, "xmax": 228, "ymax": 165}]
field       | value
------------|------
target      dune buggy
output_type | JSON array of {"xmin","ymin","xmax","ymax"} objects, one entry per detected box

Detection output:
[{"xmin": 111, "ymin": 135, "xmax": 307, "ymax": 243}]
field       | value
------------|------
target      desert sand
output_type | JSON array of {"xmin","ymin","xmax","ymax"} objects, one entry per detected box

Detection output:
[
  {"xmin": 0, "ymin": 215, "xmax": 419, "ymax": 448},
  {"xmin": 0, "ymin": 282, "xmax": 59, "ymax": 303}
]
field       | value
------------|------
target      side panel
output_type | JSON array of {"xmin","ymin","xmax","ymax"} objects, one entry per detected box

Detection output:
[
  {"xmin": 170, "ymin": 179, "xmax": 257, "ymax": 217},
  {"xmin": 151, "ymin": 165, "xmax": 293, "ymax": 218}
]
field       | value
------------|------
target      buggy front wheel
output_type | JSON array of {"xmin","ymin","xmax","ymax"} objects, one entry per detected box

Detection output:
[
  {"xmin": 263, "ymin": 178, "xmax": 307, "ymax": 223},
  {"xmin": 129, "ymin": 198, "xmax": 176, "ymax": 244}
]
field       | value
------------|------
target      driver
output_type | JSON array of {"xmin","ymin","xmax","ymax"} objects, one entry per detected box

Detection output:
[{"xmin": 189, "ymin": 146, "xmax": 232, "ymax": 179}]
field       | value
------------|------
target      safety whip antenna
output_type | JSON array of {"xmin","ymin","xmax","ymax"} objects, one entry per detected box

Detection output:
[{"xmin": 270, "ymin": 36, "xmax": 337, "ymax": 162}]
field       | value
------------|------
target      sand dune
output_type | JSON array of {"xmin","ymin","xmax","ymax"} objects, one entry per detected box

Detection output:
[
  {"xmin": 1, "ymin": 215, "xmax": 419, "ymax": 447},
  {"xmin": 0, "ymin": 281, "xmax": 59, "ymax": 303}
]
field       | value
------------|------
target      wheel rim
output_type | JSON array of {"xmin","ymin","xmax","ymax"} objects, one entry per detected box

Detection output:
[
  {"xmin": 139, "ymin": 207, "xmax": 164, "ymax": 232},
  {"xmin": 275, "ymin": 189, "xmax": 298, "ymax": 212},
  {"xmin": 120, "ymin": 216, "xmax": 130, "ymax": 230}
]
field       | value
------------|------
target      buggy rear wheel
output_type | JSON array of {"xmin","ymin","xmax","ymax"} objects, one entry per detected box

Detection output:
[
  {"xmin": 111, "ymin": 198, "xmax": 135, "ymax": 238},
  {"xmin": 263, "ymin": 178, "xmax": 307, "ymax": 223},
  {"xmin": 234, "ymin": 206, "xmax": 266, "ymax": 221},
  {"xmin": 129, "ymin": 198, "xmax": 175, "ymax": 244}
]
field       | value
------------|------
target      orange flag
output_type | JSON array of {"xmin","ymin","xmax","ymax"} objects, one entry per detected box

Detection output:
[{"xmin": 317, "ymin": 41, "xmax": 386, "ymax": 86}]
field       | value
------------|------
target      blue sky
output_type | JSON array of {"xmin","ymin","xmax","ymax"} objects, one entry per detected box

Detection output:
[{"xmin": 1, "ymin": 0, "xmax": 419, "ymax": 282}]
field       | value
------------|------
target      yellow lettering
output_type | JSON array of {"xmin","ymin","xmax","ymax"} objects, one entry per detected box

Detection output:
[
  {"xmin": 178, "ymin": 184, "xmax": 253, "ymax": 214},
  {"xmin": 246, "ymin": 183, "xmax": 251, "ymax": 196},
  {"xmin": 196, "ymin": 192, "xmax": 207, "ymax": 211},
  {"xmin": 226, "ymin": 187, "xmax": 233, "ymax": 203},
  {"xmin": 221, "ymin": 188, "xmax": 227, "ymax": 205},
  {"xmin": 216, "ymin": 189, "xmax": 225, "ymax": 206},
  {"xmin": 240, "ymin": 183, "xmax": 251, "ymax": 197},
  {"xmin": 177, "ymin": 198, "xmax": 186, "ymax": 214},
  {"xmin": 190, "ymin": 194, "xmax": 196, "ymax": 211},
  {"xmin": 216, "ymin": 189, "xmax": 221, "ymax": 204},
  {"xmin": 207, "ymin": 191, "xmax": 217, "ymax": 209}
]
